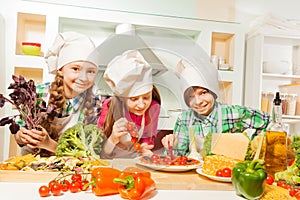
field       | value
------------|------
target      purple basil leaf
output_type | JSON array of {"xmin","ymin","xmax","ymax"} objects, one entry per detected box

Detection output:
[
  {"xmin": 0, "ymin": 117, "xmax": 13, "ymax": 126},
  {"xmin": 0, "ymin": 94, "xmax": 6, "ymax": 108}
]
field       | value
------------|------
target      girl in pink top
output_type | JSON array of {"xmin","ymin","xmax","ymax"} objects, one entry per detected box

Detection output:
[{"xmin": 99, "ymin": 50, "xmax": 161, "ymax": 158}]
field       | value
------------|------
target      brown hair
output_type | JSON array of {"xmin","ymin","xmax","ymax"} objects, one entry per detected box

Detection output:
[{"xmin": 102, "ymin": 85, "xmax": 161, "ymax": 138}]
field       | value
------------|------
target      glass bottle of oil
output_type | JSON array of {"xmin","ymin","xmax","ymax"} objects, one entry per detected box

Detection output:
[{"xmin": 265, "ymin": 92, "xmax": 287, "ymax": 176}]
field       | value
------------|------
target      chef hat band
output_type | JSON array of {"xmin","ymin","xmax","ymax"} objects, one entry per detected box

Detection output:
[
  {"xmin": 176, "ymin": 59, "xmax": 219, "ymax": 106},
  {"xmin": 45, "ymin": 31, "xmax": 97, "ymax": 75},
  {"xmin": 104, "ymin": 50, "xmax": 153, "ymax": 97}
]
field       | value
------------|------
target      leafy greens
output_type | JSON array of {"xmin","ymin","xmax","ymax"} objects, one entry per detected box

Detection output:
[
  {"xmin": 56, "ymin": 123, "xmax": 104, "ymax": 159},
  {"xmin": 0, "ymin": 75, "xmax": 54, "ymax": 134}
]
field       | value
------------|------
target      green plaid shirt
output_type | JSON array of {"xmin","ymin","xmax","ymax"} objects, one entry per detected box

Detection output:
[{"xmin": 173, "ymin": 102, "xmax": 270, "ymax": 156}]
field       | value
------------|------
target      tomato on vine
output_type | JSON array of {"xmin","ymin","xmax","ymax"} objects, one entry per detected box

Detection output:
[
  {"xmin": 38, "ymin": 185, "xmax": 50, "ymax": 197},
  {"xmin": 69, "ymin": 181, "xmax": 81, "ymax": 193},
  {"xmin": 60, "ymin": 179, "xmax": 70, "ymax": 192},
  {"xmin": 48, "ymin": 180, "xmax": 57, "ymax": 188},
  {"xmin": 80, "ymin": 180, "xmax": 89, "ymax": 191},
  {"xmin": 71, "ymin": 174, "xmax": 82, "ymax": 182},
  {"xmin": 50, "ymin": 182, "xmax": 62, "ymax": 196}
]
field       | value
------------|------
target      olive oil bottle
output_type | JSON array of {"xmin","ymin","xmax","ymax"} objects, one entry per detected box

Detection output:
[{"xmin": 265, "ymin": 92, "xmax": 287, "ymax": 176}]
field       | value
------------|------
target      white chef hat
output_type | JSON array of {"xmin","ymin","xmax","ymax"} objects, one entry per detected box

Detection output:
[
  {"xmin": 176, "ymin": 58, "xmax": 219, "ymax": 106},
  {"xmin": 45, "ymin": 31, "xmax": 97, "ymax": 75},
  {"xmin": 104, "ymin": 50, "xmax": 153, "ymax": 97}
]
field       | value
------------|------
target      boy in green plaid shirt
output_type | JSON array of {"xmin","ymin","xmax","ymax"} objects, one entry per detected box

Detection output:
[{"xmin": 161, "ymin": 59, "xmax": 270, "ymax": 159}]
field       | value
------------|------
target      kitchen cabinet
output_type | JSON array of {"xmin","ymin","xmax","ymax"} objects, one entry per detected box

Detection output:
[
  {"xmin": 2, "ymin": 0, "xmax": 246, "ymax": 158},
  {"xmin": 244, "ymin": 33, "xmax": 300, "ymax": 135}
]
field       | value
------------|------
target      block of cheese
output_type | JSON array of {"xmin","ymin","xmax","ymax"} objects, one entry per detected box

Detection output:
[{"xmin": 211, "ymin": 133, "xmax": 249, "ymax": 160}]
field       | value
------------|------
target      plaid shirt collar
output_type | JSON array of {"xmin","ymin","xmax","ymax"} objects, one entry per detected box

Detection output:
[{"xmin": 67, "ymin": 91, "xmax": 86, "ymax": 112}]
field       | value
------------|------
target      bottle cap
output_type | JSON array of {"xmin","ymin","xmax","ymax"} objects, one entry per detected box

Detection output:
[{"xmin": 274, "ymin": 92, "xmax": 281, "ymax": 105}]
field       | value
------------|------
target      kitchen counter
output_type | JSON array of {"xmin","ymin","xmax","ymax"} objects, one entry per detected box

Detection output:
[
  {"xmin": 0, "ymin": 182, "xmax": 243, "ymax": 200},
  {"xmin": 0, "ymin": 158, "xmax": 244, "ymax": 199}
]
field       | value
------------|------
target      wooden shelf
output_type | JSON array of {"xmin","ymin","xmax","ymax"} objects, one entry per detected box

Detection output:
[
  {"xmin": 15, "ymin": 12, "xmax": 46, "ymax": 56},
  {"xmin": 211, "ymin": 32, "xmax": 235, "ymax": 71},
  {"xmin": 14, "ymin": 66, "xmax": 43, "ymax": 85}
]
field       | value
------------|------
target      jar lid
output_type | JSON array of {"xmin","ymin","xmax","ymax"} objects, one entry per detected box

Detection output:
[{"xmin": 22, "ymin": 42, "xmax": 41, "ymax": 47}]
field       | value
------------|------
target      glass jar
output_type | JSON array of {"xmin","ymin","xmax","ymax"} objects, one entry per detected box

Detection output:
[
  {"xmin": 267, "ymin": 92, "xmax": 274, "ymax": 114},
  {"xmin": 261, "ymin": 91, "xmax": 269, "ymax": 113},
  {"xmin": 287, "ymin": 94, "xmax": 297, "ymax": 115}
]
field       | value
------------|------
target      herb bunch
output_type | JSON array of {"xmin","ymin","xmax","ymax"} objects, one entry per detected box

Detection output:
[{"xmin": 0, "ymin": 75, "xmax": 54, "ymax": 134}]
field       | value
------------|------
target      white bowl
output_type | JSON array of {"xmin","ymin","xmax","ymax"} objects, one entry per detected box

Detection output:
[{"xmin": 263, "ymin": 61, "xmax": 290, "ymax": 74}]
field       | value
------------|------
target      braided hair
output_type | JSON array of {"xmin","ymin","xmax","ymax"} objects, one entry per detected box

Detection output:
[{"xmin": 38, "ymin": 73, "xmax": 98, "ymax": 156}]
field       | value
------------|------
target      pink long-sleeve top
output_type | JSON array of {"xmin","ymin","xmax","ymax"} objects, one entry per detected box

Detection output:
[{"xmin": 98, "ymin": 98, "xmax": 160, "ymax": 145}]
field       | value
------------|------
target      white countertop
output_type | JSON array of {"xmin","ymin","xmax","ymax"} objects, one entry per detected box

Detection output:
[{"xmin": 0, "ymin": 182, "xmax": 244, "ymax": 200}]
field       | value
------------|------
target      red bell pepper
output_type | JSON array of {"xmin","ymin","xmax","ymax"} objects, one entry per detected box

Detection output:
[
  {"xmin": 113, "ymin": 167, "xmax": 156, "ymax": 200},
  {"xmin": 89, "ymin": 167, "xmax": 121, "ymax": 196}
]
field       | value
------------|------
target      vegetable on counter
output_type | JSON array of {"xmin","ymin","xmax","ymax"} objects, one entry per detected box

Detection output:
[
  {"xmin": 56, "ymin": 123, "xmax": 104, "ymax": 159},
  {"xmin": 90, "ymin": 167, "xmax": 121, "ymax": 196},
  {"xmin": 232, "ymin": 132, "xmax": 267, "ymax": 200},
  {"xmin": 113, "ymin": 167, "xmax": 156, "ymax": 200},
  {"xmin": 0, "ymin": 75, "xmax": 54, "ymax": 134},
  {"xmin": 232, "ymin": 159, "xmax": 267, "ymax": 200},
  {"xmin": 275, "ymin": 135, "xmax": 300, "ymax": 184}
]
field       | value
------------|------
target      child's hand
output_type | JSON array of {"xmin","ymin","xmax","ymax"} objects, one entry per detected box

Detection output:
[
  {"xmin": 139, "ymin": 143, "xmax": 154, "ymax": 156},
  {"xmin": 110, "ymin": 118, "xmax": 131, "ymax": 144},
  {"xmin": 161, "ymin": 134, "xmax": 178, "ymax": 149}
]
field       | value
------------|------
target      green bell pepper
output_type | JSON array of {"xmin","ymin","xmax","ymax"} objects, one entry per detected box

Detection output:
[{"xmin": 232, "ymin": 159, "xmax": 267, "ymax": 200}]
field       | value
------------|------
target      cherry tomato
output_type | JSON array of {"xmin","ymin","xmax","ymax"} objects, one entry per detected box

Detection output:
[
  {"xmin": 295, "ymin": 191, "xmax": 300, "ymax": 199},
  {"xmin": 131, "ymin": 137, "xmax": 137, "ymax": 144},
  {"xmin": 277, "ymin": 180, "xmax": 287, "ymax": 188},
  {"xmin": 289, "ymin": 188, "xmax": 296, "ymax": 197},
  {"xmin": 69, "ymin": 181, "xmax": 81, "ymax": 193},
  {"xmin": 162, "ymin": 157, "xmax": 172, "ymax": 165},
  {"xmin": 178, "ymin": 156, "xmax": 188, "ymax": 162},
  {"xmin": 151, "ymin": 154, "xmax": 160, "ymax": 160},
  {"xmin": 294, "ymin": 187, "xmax": 300, "ymax": 193},
  {"xmin": 266, "ymin": 174, "xmax": 274, "ymax": 185},
  {"xmin": 60, "ymin": 180, "xmax": 70, "ymax": 192},
  {"xmin": 38, "ymin": 185, "xmax": 50, "ymax": 197},
  {"xmin": 216, "ymin": 169, "xmax": 223, "ymax": 177},
  {"xmin": 134, "ymin": 143, "xmax": 141, "ymax": 151},
  {"xmin": 48, "ymin": 180, "xmax": 57, "ymax": 188},
  {"xmin": 179, "ymin": 160, "xmax": 187, "ymax": 165},
  {"xmin": 222, "ymin": 168, "xmax": 232, "ymax": 177},
  {"xmin": 50, "ymin": 182, "xmax": 62, "ymax": 196},
  {"xmin": 289, "ymin": 159, "xmax": 295, "ymax": 166},
  {"xmin": 80, "ymin": 180, "xmax": 89, "ymax": 191},
  {"xmin": 71, "ymin": 174, "xmax": 82, "ymax": 182}
]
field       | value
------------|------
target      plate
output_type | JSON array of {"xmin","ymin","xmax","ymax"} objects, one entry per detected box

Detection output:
[
  {"xmin": 196, "ymin": 168, "xmax": 231, "ymax": 182},
  {"xmin": 134, "ymin": 157, "xmax": 202, "ymax": 172}
]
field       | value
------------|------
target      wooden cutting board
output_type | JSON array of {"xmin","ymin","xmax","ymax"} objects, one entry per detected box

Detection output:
[
  {"xmin": 112, "ymin": 158, "xmax": 234, "ymax": 191},
  {"xmin": 0, "ymin": 158, "xmax": 234, "ymax": 191}
]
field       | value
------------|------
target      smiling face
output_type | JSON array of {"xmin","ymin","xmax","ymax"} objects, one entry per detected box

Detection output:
[
  {"xmin": 59, "ymin": 61, "xmax": 98, "ymax": 98},
  {"xmin": 125, "ymin": 90, "xmax": 153, "ymax": 116},
  {"xmin": 185, "ymin": 86, "xmax": 215, "ymax": 116}
]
